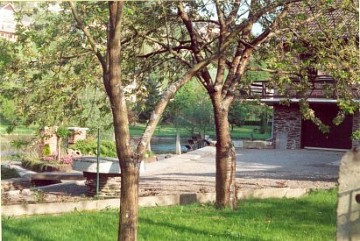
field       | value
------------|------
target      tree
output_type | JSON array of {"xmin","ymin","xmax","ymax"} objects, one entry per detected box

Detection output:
[
  {"xmin": 139, "ymin": 0, "xmax": 358, "ymax": 209},
  {"xmin": 174, "ymin": 0, "xmax": 300, "ymax": 209},
  {"xmin": 8, "ymin": 2, "xmax": 216, "ymax": 240},
  {"xmin": 0, "ymin": 39, "xmax": 26, "ymax": 131},
  {"xmin": 72, "ymin": 3, "xmax": 215, "ymax": 240}
]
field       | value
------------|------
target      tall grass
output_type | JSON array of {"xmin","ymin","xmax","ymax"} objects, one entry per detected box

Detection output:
[{"xmin": 3, "ymin": 189, "xmax": 336, "ymax": 241}]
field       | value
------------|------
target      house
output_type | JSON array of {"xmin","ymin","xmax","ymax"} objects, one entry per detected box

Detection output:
[
  {"xmin": 251, "ymin": 3, "xmax": 359, "ymax": 150},
  {"xmin": 0, "ymin": 3, "xmax": 31, "ymax": 42},
  {"xmin": 255, "ymin": 77, "xmax": 360, "ymax": 150},
  {"xmin": 0, "ymin": 3, "xmax": 17, "ymax": 42}
]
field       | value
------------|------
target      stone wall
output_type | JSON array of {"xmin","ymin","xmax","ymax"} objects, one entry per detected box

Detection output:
[
  {"xmin": 352, "ymin": 111, "xmax": 360, "ymax": 148},
  {"xmin": 273, "ymin": 104, "xmax": 302, "ymax": 149},
  {"xmin": 68, "ymin": 127, "xmax": 88, "ymax": 145},
  {"xmin": 1, "ymin": 178, "xmax": 32, "ymax": 192},
  {"xmin": 337, "ymin": 149, "xmax": 360, "ymax": 240},
  {"xmin": 83, "ymin": 172, "xmax": 121, "ymax": 198}
]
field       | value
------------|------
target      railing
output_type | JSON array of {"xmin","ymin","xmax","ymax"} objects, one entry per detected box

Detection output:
[{"xmin": 246, "ymin": 75, "xmax": 359, "ymax": 100}]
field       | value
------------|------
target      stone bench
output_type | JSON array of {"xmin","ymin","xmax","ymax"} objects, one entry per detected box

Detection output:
[{"xmin": 83, "ymin": 171, "xmax": 121, "ymax": 197}]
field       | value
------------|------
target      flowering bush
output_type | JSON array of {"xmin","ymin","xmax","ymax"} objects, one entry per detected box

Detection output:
[
  {"xmin": 42, "ymin": 155, "xmax": 57, "ymax": 162},
  {"xmin": 61, "ymin": 155, "xmax": 73, "ymax": 165},
  {"xmin": 41, "ymin": 154, "xmax": 73, "ymax": 165}
]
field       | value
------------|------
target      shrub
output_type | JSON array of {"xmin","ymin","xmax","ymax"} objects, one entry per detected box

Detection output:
[
  {"xmin": 21, "ymin": 156, "xmax": 49, "ymax": 172},
  {"xmin": 72, "ymin": 139, "xmax": 117, "ymax": 157},
  {"xmin": 1, "ymin": 166, "xmax": 20, "ymax": 179},
  {"xmin": 99, "ymin": 140, "xmax": 117, "ymax": 157},
  {"xmin": 72, "ymin": 139, "xmax": 97, "ymax": 155},
  {"xmin": 56, "ymin": 126, "xmax": 70, "ymax": 139},
  {"xmin": 42, "ymin": 144, "xmax": 51, "ymax": 156}
]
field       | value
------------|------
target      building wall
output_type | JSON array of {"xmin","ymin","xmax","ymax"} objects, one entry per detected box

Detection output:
[
  {"xmin": 273, "ymin": 104, "xmax": 359, "ymax": 150},
  {"xmin": 273, "ymin": 104, "xmax": 302, "ymax": 149},
  {"xmin": 352, "ymin": 111, "xmax": 360, "ymax": 148}
]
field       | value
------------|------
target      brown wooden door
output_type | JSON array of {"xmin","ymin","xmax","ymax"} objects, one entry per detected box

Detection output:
[{"xmin": 302, "ymin": 104, "xmax": 353, "ymax": 149}]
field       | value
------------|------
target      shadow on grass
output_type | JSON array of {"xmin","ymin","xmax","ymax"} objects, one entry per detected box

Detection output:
[
  {"xmin": 139, "ymin": 190, "xmax": 336, "ymax": 241},
  {"xmin": 3, "ymin": 224, "xmax": 54, "ymax": 241},
  {"xmin": 139, "ymin": 216, "xmax": 263, "ymax": 241}
]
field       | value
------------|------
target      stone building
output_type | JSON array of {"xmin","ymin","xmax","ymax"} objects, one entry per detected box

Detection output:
[{"xmin": 248, "ymin": 4, "xmax": 359, "ymax": 150}]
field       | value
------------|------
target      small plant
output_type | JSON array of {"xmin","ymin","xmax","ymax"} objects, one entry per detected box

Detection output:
[
  {"xmin": 33, "ymin": 190, "xmax": 45, "ymax": 203},
  {"xmin": 144, "ymin": 150, "xmax": 155, "ymax": 158},
  {"xmin": 352, "ymin": 130, "xmax": 360, "ymax": 141},
  {"xmin": 42, "ymin": 144, "xmax": 51, "ymax": 156}
]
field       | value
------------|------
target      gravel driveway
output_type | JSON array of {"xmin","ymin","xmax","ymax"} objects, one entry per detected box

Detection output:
[{"xmin": 139, "ymin": 147, "xmax": 343, "ymax": 196}]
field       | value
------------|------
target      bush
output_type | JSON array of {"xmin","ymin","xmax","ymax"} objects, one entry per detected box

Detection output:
[
  {"xmin": 72, "ymin": 139, "xmax": 97, "ymax": 155},
  {"xmin": 72, "ymin": 139, "xmax": 117, "ymax": 158},
  {"xmin": 21, "ymin": 155, "xmax": 72, "ymax": 172},
  {"xmin": 42, "ymin": 144, "xmax": 51, "ymax": 156},
  {"xmin": 21, "ymin": 156, "xmax": 50, "ymax": 172},
  {"xmin": 1, "ymin": 166, "xmax": 20, "ymax": 179}
]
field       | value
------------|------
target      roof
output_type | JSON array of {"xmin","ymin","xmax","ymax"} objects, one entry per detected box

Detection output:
[
  {"xmin": 0, "ymin": 3, "xmax": 15, "ymax": 11},
  {"xmin": 286, "ymin": 1, "xmax": 358, "ymax": 36}
]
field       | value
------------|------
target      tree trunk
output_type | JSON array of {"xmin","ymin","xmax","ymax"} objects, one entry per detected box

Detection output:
[
  {"xmin": 118, "ymin": 161, "xmax": 140, "ymax": 241},
  {"xmin": 105, "ymin": 3, "xmax": 140, "ymax": 241},
  {"xmin": 212, "ymin": 94, "xmax": 237, "ymax": 209}
]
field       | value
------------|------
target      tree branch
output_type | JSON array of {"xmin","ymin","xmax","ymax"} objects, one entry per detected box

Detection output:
[
  {"xmin": 69, "ymin": 2, "xmax": 106, "ymax": 71},
  {"xmin": 136, "ymin": 54, "xmax": 218, "ymax": 155},
  {"xmin": 177, "ymin": 1, "xmax": 214, "ymax": 87}
]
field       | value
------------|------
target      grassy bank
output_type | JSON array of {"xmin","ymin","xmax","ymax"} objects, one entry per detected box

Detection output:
[{"xmin": 3, "ymin": 189, "xmax": 336, "ymax": 241}]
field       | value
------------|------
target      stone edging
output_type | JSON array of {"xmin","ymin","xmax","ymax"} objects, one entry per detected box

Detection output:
[{"xmin": 1, "ymin": 188, "xmax": 308, "ymax": 217}]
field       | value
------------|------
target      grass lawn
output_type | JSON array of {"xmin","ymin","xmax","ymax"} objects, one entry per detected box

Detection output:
[
  {"xmin": 0, "ymin": 122, "xmax": 270, "ymax": 140},
  {"xmin": 2, "ymin": 189, "xmax": 336, "ymax": 241},
  {"xmin": 129, "ymin": 123, "xmax": 271, "ymax": 140},
  {"xmin": 0, "ymin": 124, "xmax": 36, "ymax": 135}
]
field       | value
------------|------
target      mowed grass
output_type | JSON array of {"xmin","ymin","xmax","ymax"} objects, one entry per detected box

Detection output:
[
  {"xmin": 0, "ymin": 122, "xmax": 270, "ymax": 140},
  {"xmin": 130, "ymin": 123, "xmax": 271, "ymax": 140},
  {"xmin": 0, "ymin": 125, "xmax": 36, "ymax": 135},
  {"xmin": 3, "ymin": 189, "xmax": 336, "ymax": 241}
]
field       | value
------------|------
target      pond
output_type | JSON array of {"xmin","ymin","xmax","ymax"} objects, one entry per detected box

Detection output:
[{"xmin": 149, "ymin": 137, "xmax": 189, "ymax": 154}]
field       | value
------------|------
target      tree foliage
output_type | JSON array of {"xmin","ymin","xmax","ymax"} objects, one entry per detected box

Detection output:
[
  {"xmin": 257, "ymin": 0, "xmax": 359, "ymax": 131},
  {"xmin": 167, "ymin": 80, "xmax": 214, "ymax": 135}
]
